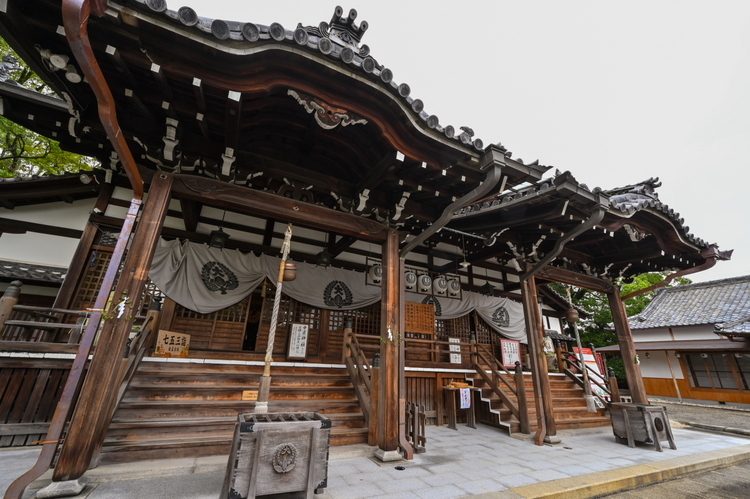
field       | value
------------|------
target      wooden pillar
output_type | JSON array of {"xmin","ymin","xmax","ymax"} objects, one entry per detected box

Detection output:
[
  {"xmin": 607, "ymin": 287, "xmax": 648, "ymax": 404},
  {"xmin": 0, "ymin": 280, "xmax": 22, "ymax": 337},
  {"xmin": 53, "ymin": 173, "xmax": 173, "ymax": 481},
  {"xmin": 520, "ymin": 276, "xmax": 557, "ymax": 444},
  {"xmin": 375, "ymin": 229, "xmax": 401, "ymax": 461},
  {"xmin": 54, "ymin": 183, "xmax": 114, "ymax": 310}
]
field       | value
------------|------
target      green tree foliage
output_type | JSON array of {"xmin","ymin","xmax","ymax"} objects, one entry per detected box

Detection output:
[
  {"xmin": 549, "ymin": 273, "xmax": 692, "ymax": 383},
  {"xmin": 0, "ymin": 38, "xmax": 97, "ymax": 177}
]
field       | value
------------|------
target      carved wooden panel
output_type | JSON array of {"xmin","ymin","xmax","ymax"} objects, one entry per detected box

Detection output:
[{"xmin": 405, "ymin": 302, "xmax": 435, "ymax": 335}]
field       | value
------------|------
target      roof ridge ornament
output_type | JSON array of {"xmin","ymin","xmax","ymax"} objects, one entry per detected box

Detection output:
[{"xmin": 328, "ymin": 6, "xmax": 368, "ymax": 46}]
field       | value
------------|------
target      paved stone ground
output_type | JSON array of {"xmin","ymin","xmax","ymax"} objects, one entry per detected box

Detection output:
[
  {"xmin": 598, "ymin": 459, "xmax": 750, "ymax": 498},
  {"xmin": 3, "ymin": 424, "xmax": 749, "ymax": 499},
  {"xmin": 650, "ymin": 399, "xmax": 750, "ymax": 431}
]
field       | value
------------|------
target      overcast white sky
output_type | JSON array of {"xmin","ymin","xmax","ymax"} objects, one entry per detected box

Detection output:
[{"xmin": 182, "ymin": 0, "xmax": 750, "ymax": 283}]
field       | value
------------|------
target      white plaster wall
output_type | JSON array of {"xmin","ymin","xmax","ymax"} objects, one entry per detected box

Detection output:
[
  {"xmin": 0, "ymin": 232, "xmax": 80, "ymax": 267},
  {"xmin": 639, "ymin": 350, "xmax": 684, "ymax": 379},
  {"xmin": 0, "ymin": 200, "xmax": 93, "ymax": 267},
  {"xmin": 0, "ymin": 198, "xmax": 92, "ymax": 229},
  {"xmin": 0, "ymin": 282, "xmax": 59, "ymax": 297},
  {"xmin": 672, "ymin": 324, "xmax": 716, "ymax": 340},
  {"xmin": 632, "ymin": 327, "xmax": 672, "ymax": 342}
]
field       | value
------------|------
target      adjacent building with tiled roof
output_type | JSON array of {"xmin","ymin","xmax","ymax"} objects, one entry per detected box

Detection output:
[
  {"xmin": 631, "ymin": 275, "xmax": 750, "ymax": 330},
  {"xmin": 599, "ymin": 275, "xmax": 750, "ymax": 407}
]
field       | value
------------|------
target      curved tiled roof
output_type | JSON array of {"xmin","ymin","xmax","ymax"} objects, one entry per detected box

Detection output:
[
  {"xmin": 0, "ymin": 260, "xmax": 67, "ymax": 284},
  {"xmin": 129, "ymin": 1, "xmax": 486, "ymax": 152},
  {"xmin": 631, "ymin": 275, "xmax": 750, "ymax": 330},
  {"xmin": 455, "ymin": 172, "xmax": 713, "ymax": 251},
  {"xmin": 604, "ymin": 177, "xmax": 711, "ymax": 249}
]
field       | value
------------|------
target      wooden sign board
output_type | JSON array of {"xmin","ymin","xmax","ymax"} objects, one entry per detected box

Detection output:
[
  {"xmin": 287, "ymin": 323, "xmax": 309, "ymax": 361},
  {"xmin": 448, "ymin": 337, "xmax": 462, "ymax": 364},
  {"xmin": 154, "ymin": 330, "xmax": 190, "ymax": 357},
  {"xmin": 501, "ymin": 339, "xmax": 520, "ymax": 367},
  {"xmin": 242, "ymin": 390, "xmax": 258, "ymax": 401}
]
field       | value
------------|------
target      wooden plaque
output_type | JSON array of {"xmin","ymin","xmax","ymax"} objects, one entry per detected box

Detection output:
[
  {"xmin": 153, "ymin": 330, "xmax": 190, "ymax": 357},
  {"xmin": 287, "ymin": 323, "xmax": 309, "ymax": 361},
  {"xmin": 405, "ymin": 301, "xmax": 435, "ymax": 335}
]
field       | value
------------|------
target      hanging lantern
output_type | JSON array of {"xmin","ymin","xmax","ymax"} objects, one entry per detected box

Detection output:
[
  {"xmin": 404, "ymin": 271, "xmax": 417, "ymax": 290},
  {"xmin": 448, "ymin": 279, "xmax": 461, "ymax": 297},
  {"xmin": 283, "ymin": 262, "xmax": 297, "ymax": 281},
  {"xmin": 565, "ymin": 308, "xmax": 580, "ymax": 323},
  {"xmin": 209, "ymin": 227, "xmax": 229, "ymax": 250},
  {"xmin": 316, "ymin": 248, "xmax": 333, "ymax": 268},
  {"xmin": 481, "ymin": 281, "xmax": 495, "ymax": 296},
  {"xmin": 433, "ymin": 276, "xmax": 448, "ymax": 295},
  {"xmin": 417, "ymin": 274, "xmax": 432, "ymax": 292},
  {"xmin": 368, "ymin": 264, "xmax": 383, "ymax": 283}
]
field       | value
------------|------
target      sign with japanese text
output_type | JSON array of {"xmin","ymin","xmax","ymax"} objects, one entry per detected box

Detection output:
[
  {"xmin": 448, "ymin": 337, "xmax": 462, "ymax": 364},
  {"xmin": 154, "ymin": 330, "xmax": 190, "ymax": 357},
  {"xmin": 501, "ymin": 339, "xmax": 521, "ymax": 367},
  {"xmin": 287, "ymin": 323, "xmax": 309, "ymax": 360}
]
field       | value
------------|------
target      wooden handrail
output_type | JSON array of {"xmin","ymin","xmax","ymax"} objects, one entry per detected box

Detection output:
[{"xmin": 343, "ymin": 331, "xmax": 371, "ymax": 425}]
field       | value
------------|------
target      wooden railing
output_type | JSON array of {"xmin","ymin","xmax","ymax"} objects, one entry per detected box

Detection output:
[
  {"xmin": 561, "ymin": 353, "xmax": 612, "ymax": 408},
  {"xmin": 0, "ymin": 305, "xmax": 89, "ymax": 344},
  {"xmin": 342, "ymin": 329, "xmax": 372, "ymax": 426},
  {"xmin": 471, "ymin": 342, "xmax": 530, "ymax": 434}
]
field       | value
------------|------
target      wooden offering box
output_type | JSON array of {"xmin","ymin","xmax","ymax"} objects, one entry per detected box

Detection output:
[
  {"xmin": 221, "ymin": 412, "xmax": 331, "ymax": 499},
  {"xmin": 610, "ymin": 403, "xmax": 676, "ymax": 452}
]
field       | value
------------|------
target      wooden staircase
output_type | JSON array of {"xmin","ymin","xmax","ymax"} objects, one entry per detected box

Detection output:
[
  {"xmin": 99, "ymin": 361, "xmax": 368, "ymax": 464},
  {"xmin": 469, "ymin": 371, "xmax": 610, "ymax": 434}
]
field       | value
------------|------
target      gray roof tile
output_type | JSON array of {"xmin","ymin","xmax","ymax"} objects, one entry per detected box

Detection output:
[
  {"xmin": 630, "ymin": 275, "xmax": 750, "ymax": 330},
  {"xmin": 0, "ymin": 260, "xmax": 67, "ymax": 284}
]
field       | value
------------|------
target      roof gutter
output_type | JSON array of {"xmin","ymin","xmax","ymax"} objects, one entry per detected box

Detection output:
[
  {"xmin": 62, "ymin": 0, "xmax": 144, "ymax": 199},
  {"xmin": 3, "ymin": 4, "xmax": 146, "ymax": 498},
  {"xmin": 400, "ymin": 144, "xmax": 506, "ymax": 258},
  {"xmin": 520, "ymin": 204, "xmax": 607, "ymax": 282},
  {"xmin": 621, "ymin": 245, "xmax": 725, "ymax": 301}
]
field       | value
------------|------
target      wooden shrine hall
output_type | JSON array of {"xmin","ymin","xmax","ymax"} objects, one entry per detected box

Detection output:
[{"xmin": 0, "ymin": 1, "xmax": 731, "ymax": 497}]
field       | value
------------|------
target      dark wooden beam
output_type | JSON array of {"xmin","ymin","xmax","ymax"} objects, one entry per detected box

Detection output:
[
  {"xmin": 150, "ymin": 62, "xmax": 173, "ymax": 102},
  {"xmin": 223, "ymin": 90, "xmax": 242, "ymax": 172},
  {"xmin": 0, "ymin": 217, "xmax": 82, "ymax": 239},
  {"xmin": 124, "ymin": 88, "xmax": 153, "ymax": 120},
  {"xmin": 171, "ymin": 174, "xmax": 389, "ymax": 242},
  {"xmin": 262, "ymin": 218, "xmax": 276, "ymax": 247},
  {"xmin": 535, "ymin": 266, "xmax": 614, "ymax": 293},
  {"xmin": 330, "ymin": 235, "xmax": 357, "ymax": 257},
  {"xmin": 192, "ymin": 77, "xmax": 206, "ymax": 113},
  {"xmin": 179, "ymin": 199, "xmax": 201, "ymax": 232},
  {"xmin": 104, "ymin": 45, "xmax": 136, "ymax": 87},
  {"xmin": 352, "ymin": 151, "xmax": 397, "ymax": 198}
]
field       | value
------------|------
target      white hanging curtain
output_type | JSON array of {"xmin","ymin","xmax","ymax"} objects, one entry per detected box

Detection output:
[{"xmin": 149, "ymin": 239, "xmax": 527, "ymax": 340}]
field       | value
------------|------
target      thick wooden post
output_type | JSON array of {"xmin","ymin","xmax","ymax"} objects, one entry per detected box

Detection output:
[
  {"xmin": 0, "ymin": 280, "xmax": 22, "ymax": 337},
  {"xmin": 607, "ymin": 287, "xmax": 648, "ymax": 404},
  {"xmin": 53, "ymin": 173, "xmax": 173, "ymax": 481},
  {"xmin": 54, "ymin": 183, "xmax": 114, "ymax": 310},
  {"xmin": 375, "ymin": 229, "xmax": 401, "ymax": 462},
  {"xmin": 369, "ymin": 353, "xmax": 380, "ymax": 446},
  {"xmin": 521, "ymin": 277, "xmax": 558, "ymax": 444},
  {"xmin": 608, "ymin": 367, "xmax": 621, "ymax": 403}
]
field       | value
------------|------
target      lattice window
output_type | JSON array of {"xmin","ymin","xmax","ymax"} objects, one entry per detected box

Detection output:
[
  {"xmin": 435, "ymin": 315, "xmax": 471, "ymax": 341},
  {"xmin": 328, "ymin": 302, "xmax": 380, "ymax": 337},
  {"xmin": 73, "ymin": 248, "xmax": 113, "ymax": 311}
]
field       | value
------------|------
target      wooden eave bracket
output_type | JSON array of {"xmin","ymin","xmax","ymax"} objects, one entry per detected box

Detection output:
[{"xmin": 620, "ymin": 245, "xmax": 726, "ymax": 301}]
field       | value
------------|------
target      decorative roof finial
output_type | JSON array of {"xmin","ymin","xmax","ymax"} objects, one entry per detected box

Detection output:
[{"xmin": 328, "ymin": 6, "xmax": 368, "ymax": 45}]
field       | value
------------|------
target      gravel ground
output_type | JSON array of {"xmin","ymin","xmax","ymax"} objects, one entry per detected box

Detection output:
[{"xmin": 649, "ymin": 399, "xmax": 750, "ymax": 431}]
